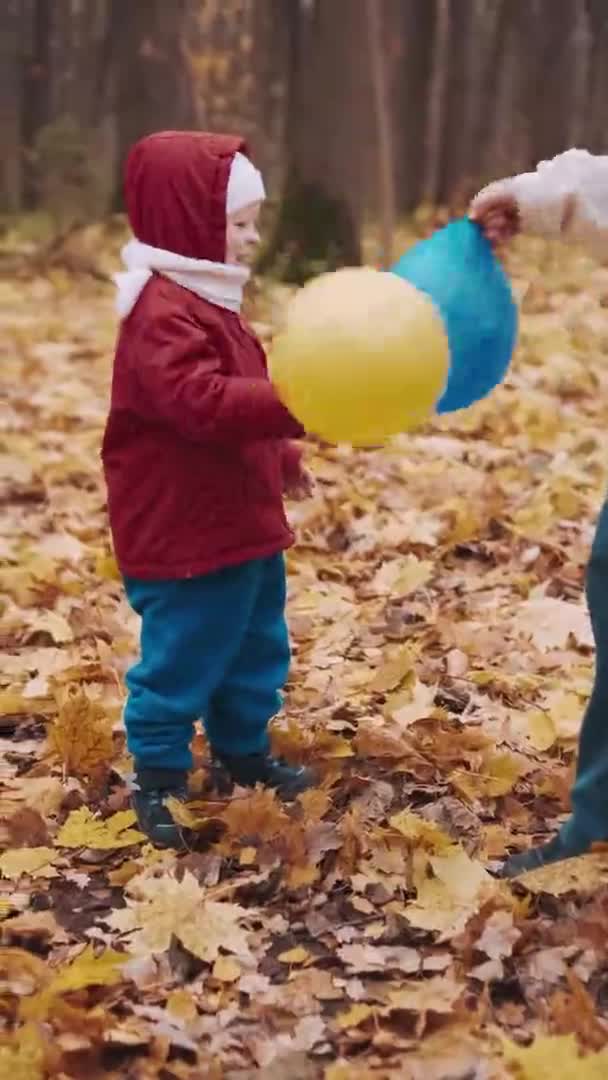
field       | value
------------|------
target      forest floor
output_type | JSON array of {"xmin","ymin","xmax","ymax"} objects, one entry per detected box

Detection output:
[{"xmin": 3, "ymin": 230, "xmax": 608, "ymax": 1079}]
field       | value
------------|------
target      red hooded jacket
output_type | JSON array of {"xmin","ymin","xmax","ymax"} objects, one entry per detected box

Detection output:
[{"xmin": 102, "ymin": 132, "xmax": 303, "ymax": 581}]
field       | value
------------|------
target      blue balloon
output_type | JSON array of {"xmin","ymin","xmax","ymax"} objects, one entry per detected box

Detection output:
[{"xmin": 391, "ymin": 218, "xmax": 518, "ymax": 414}]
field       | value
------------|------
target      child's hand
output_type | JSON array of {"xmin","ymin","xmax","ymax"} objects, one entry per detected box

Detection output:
[
  {"xmin": 284, "ymin": 465, "xmax": 315, "ymax": 501},
  {"xmin": 469, "ymin": 189, "xmax": 520, "ymax": 248}
]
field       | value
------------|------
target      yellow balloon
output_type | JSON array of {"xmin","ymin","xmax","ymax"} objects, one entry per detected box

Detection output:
[{"xmin": 270, "ymin": 267, "xmax": 449, "ymax": 446}]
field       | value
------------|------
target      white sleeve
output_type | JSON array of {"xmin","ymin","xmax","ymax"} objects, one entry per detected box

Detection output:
[{"xmin": 472, "ymin": 149, "xmax": 608, "ymax": 257}]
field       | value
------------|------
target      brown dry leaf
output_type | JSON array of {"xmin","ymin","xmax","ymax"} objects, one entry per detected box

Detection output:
[
  {"xmin": 386, "ymin": 974, "xmax": 464, "ymax": 1016},
  {"xmin": 338, "ymin": 942, "xmax": 420, "ymax": 974},
  {"xmin": 218, "ymin": 787, "xmax": 290, "ymax": 844},
  {"xmin": 48, "ymin": 683, "xmax": 114, "ymax": 779},
  {"xmin": 0, "ymin": 947, "xmax": 49, "ymax": 996},
  {"xmin": 2, "ymin": 910, "xmax": 60, "ymax": 947},
  {"xmin": 3, "ymin": 777, "xmax": 65, "ymax": 818}
]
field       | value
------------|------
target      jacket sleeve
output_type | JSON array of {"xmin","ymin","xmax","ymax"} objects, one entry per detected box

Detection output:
[
  {"xmin": 133, "ymin": 306, "xmax": 304, "ymax": 444},
  {"xmin": 472, "ymin": 149, "xmax": 608, "ymax": 257}
]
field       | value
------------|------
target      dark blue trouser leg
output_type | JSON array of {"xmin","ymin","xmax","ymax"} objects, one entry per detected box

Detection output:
[
  {"xmin": 123, "ymin": 555, "xmax": 289, "ymax": 771},
  {"xmin": 561, "ymin": 498, "xmax": 608, "ymax": 847}
]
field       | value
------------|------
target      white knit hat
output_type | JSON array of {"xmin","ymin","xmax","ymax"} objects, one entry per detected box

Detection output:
[{"xmin": 226, "ymin": 152, "xmax": 266, "ymax": 215}]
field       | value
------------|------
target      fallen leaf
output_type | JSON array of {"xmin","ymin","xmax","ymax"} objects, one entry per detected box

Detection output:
[
  {"xmin": 48, "ymin": 684, "xmax": 114, "ymax": 780},
  {"xmin": 503, "ymin": 1033, "xmax": 608, "ymax": 1079},
  {"xmin": 514, "ymin": 853, "xmax": 608, "ymax": 896},
  {"xmin": 0, "ymin": 1022, "xmax": 47, "ymax": 1079},
  {"xmin": 278, "ymin": 946, "xmax": 312, "ymax": 965},
  {"xmin": 56, "ymin": 807, "xmax": 145, "ymax": 849},
  {"xmin": 212, "ymin": 955, "xmax": 241, "ymax": 983},
  {"xmin": 516, "ymin": 595, "xmax": 594, "ymax": 651},
  {"xmin": 334, "ymin": 1002, "xmax": 375, "ymax": 1030},
  {"xmin": 108, "ymin": 869, "xmax": 253, "ymax": 962},
  {"xmin": 387, "ymin": 974, "xmax": 464, "ymax": 1016},
  {"xmin": 0, "ymin": 847, "xmax": 57, "ymax": 881}
]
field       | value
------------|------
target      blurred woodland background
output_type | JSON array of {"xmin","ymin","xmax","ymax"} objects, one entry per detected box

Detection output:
[{"xmin": 3, "ymin": 0, "xmax": 608, "ymax": 279}]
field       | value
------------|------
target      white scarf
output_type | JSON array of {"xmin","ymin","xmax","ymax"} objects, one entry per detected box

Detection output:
[{"xmin": 114, "ymin": 238, "xmax": 250, "ymax": 319}]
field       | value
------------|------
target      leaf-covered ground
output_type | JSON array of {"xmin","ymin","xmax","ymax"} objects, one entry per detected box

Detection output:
[{"xmin": 3, "ymin": 234, "xmax": 608, "ymax": 1079}]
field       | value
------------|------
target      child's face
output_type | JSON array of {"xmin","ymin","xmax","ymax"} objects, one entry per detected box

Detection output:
[{"xmin": 225, "ymin": 202, "xmax": 262, "ymax": 266}]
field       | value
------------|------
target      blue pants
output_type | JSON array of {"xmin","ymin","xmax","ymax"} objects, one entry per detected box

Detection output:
[
  {"xmin": 560, "ymin": 498, "xmax": 608, "ymax": 847},
  {"xmin": 123, "ymin": 554, "xmax": 290, "ymax": 770}
]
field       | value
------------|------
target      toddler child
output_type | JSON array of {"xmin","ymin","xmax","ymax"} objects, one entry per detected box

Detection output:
[{"xmin": 103, "ymin": 131, "xmax": 314, "ymax": 848}]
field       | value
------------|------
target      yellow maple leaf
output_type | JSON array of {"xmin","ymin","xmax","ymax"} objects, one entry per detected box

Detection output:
[
  {"xmin": 19, "ymin": 946, "xmax": 125, "ymax": 1021},
  {"xmin": 48, "ymin": 684, "xmax": 114, "ymax": 779},
  {"xmin": 0, "ymin": 847, "xmax": 57, "ymax": 881},
  {"xmin": 166, "ymin": 988, "xmax": 199, "ymax": 1023},
  {"xmin": 371, "ymin": 555, "xmax": 433, "ymax": 598},
  {"xmin": 278, "ymin": 946, "xmax": 311, "ymax": 965},
  {"xmin": 164, "ymin": 797, "xmax": 210, "ymax": 831},
  {"xmin": 405, "ymin": 847, "xmax": 499, "ymax": 940},
  {"xmin": 95, "ymin": 551, "xmax": 120, "ymax": 580},
  {"xmin": 514, "ymin": 853, "xmax": 608, "ymax": 896},
  {"xmin": 334, "ymin": 1003, "xmax": 375, "ymax": 1030},
  {"xmin": 50, "ymin": 945, "xmax": 125, "ymax": 993},
  {"xmin": 108, "ymin": 869, "xmax": 252, "ymax": 963},
  {"xmin": 371, "ymin": 646, "xmax": 416, "ymax": 693},
  {"xmin": 389, "ymin": 810, "xmax": 454, "ymax": 853},
  {"xmin": 504, "ymin": 1033, "xmax": 608, "ymax": 1079},
  {"xmin": 0, "ymin": 1023, "xmax": 46, "ymax": 1080},
  {"xmin": 385, "ymin": 678, "xmax": 436, "ymax": 729},
  {"xmin": 449, "ymin": 751, "xmax": 527, "ymax": 801},
  {"xmin": 56, "ymin": 807, "xmax": 144, "ymax": 850},
  {"xmin": 212, "ymin": 955, "xmax": 241, "ymax": 983}
]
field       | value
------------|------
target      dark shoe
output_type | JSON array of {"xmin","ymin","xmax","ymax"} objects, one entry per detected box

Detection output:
[
  {"xmin": 500, "ymin": 832, "xmax": 591, "ymax": 878},
  {"xmin": 211, "ymin": 751, "xmax": 315, "ymax": 800},
  {"xmin": 132, "ymin": 767, "xmax": 189, "ymax": 850}
]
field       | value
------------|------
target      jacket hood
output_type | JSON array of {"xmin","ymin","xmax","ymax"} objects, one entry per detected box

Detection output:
[{"xmin": 124, "ymin": 130, "xmax": 248, "ymax": 261}]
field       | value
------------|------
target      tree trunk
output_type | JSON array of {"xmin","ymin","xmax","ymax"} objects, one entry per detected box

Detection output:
[
  {"xmin": 21, "ymin": 0, "xmax": 52, "ymax": 207},
  {"xmin": 365, "ymin": 0, "xmax": 396, "ymax": 267},
  {"xmin": 422, "ymin": 0, "xmax": 450, "ymax": 205},
  {"xmin": 0, "ymin": 0, "xmax": 22, "ymax": 211},
  {"xmin": 109, "ymin": 0, "xmax": 199, "ymax": 210},
  {"xmin": 261, "ymin": 0, "xmax": 368, "ymax": 284},
  {"xmin": 393, "ymin": 0, "xmax": 435, "ymax": 214}
]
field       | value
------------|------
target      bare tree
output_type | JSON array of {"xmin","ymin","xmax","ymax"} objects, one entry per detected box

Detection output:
[
  {"xmin": 21, "ymin": 0, "xmax": 52, "ymax": 207},
  {"xmin": 106, "ymin": 0, "xmax": 200, "ymax": 209},
  {"xmin": 0, "ymin": 0, "xmax": 22, "ymax": 211},
  {"xmin": 261, "ymin": 0, "xmax": 370, "ymax": 282},
  {"xmin": 365, "ymin": 0, "xmax": 396, "ymax": 267}
]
